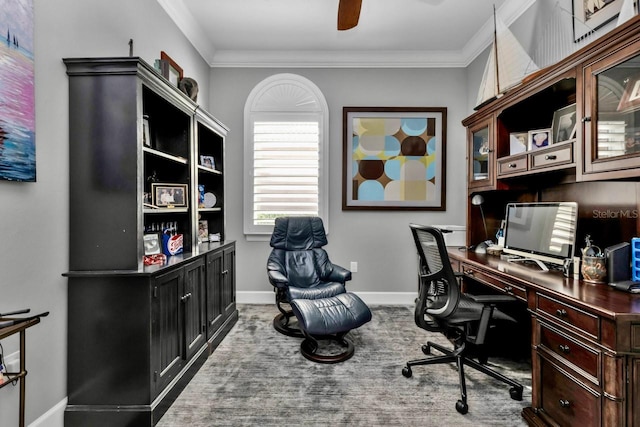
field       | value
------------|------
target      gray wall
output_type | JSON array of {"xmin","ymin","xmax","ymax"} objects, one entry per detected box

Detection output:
[
  {"xmin": 209, "ymin": 67, "xmax": 468, "ymax": 300},
  {"xmin": 1, "ymin": 0, "xmax": 209, "ymax": 424}
]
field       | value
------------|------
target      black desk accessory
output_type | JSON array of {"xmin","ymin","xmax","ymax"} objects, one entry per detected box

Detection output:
[
  {"xmin": 608, "ymin": 280, "xmax": 640, "ymax": 293},
  {"xmin": 605, "ymin": 242, "xmax": 631, "ymax": 284}
]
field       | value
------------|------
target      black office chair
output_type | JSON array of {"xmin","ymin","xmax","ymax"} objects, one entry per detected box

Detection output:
[
  {"xmin": 402, "ymin": 224, "xmax": 523, "ymax": 414},
  {"xmin": 267, "ymin": 216, "xmax": 352, "ymax": 337}
]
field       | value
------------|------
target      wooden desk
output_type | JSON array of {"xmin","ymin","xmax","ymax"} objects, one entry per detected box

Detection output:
[{"xmin": 448, "ymin": 248, "xmax": 640, "ymax": 427}]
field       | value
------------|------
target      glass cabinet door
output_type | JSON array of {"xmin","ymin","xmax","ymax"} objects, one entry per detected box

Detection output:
[
  {"xmin": 468, "ymin": 119, "xmax": 494, "ymax": 190},
  {"xmin": 584, "ymin": 40, "xmax": 640, "ymax": 177}
]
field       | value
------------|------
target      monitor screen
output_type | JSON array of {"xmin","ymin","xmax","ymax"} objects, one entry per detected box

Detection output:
[{"xmin": 503, "ymin": 202, "xmax": 578, "ymax": 266}]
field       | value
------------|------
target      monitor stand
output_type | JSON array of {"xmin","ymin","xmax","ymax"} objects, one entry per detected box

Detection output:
[{"xmin": 507, "ymin": 257, "xmax": 549, "ymax": 272}]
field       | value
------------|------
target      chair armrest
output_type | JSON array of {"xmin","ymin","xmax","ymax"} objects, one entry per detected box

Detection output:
[
  {"xmin": 327, "ymin": 264, "xmax": 352, "ymax": 283},
  {"xmin": 267, "ymin": 270, "xmax": 289, "ymax": 289},
  {"xmin": 466, "ymin": 294, "xmax": 517, "ymax": 304}
]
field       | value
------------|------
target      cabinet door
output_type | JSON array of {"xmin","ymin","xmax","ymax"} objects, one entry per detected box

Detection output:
[
  {"xmin": 222, "ymin": 244, "xmax": 236, "ymax": 319},
  {"xmin": 206, "ymin": 249, "xmax": 224, "ymax": 339},
  {"xmin": 183, "ymin": 258, "xmax": 206, "ymax": 360},
  {"xmin": 583, "ymin": 40, "xmax": 640, "ymax": 178},
  {"xmin": 468, "ymin": 119, "xmax": 495, "ymax": 190},
  {"xmin": 151, "ymin": 268, "xmax": 183, "ymax": 397}
]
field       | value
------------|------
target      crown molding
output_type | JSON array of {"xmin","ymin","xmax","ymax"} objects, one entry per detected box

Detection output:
[{"xmin": 158, "ymin": 0, "xmax": 535, "ymax": 69}]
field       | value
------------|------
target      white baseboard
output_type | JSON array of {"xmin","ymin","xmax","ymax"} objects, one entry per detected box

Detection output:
[
  {"xmin": 237, "ymin": 291, "xmax": 416, "ymax": 306},
  {"xmin": 29, "ymin": 397, "xmax": 66, "ymax": 427}
]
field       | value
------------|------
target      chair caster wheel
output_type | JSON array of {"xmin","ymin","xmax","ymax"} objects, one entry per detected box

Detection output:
[
  {"xmin": 509, "ymin": 386, "xmax": 523, "ymax": 401},
  {"xmin": 402, "ymin": 366, "xmax": 412, "ymax": 378},
  {"xmin": 421, "ymin": 344, "xmax": 431, "ymax": 355},
  {"xmin": 455, "ymin": 400, "xmax": 468, "ymax": 414}
]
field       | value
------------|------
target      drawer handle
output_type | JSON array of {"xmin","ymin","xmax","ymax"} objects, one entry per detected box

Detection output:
[
  {"xmin": 504, "ymin": 285, "xmax": 513, "ymax": 293},
  {"xmin": 464, "ymin": 269, "xmax": 474, "ymax": 276},
  {"xmin": 559, "ymin": 399, "xmax": 571, "ymax": 408},
  {"xmin": 181, "ymin": 292, "xmax": 192, "ymax": 302},
  {"xmin": 558, "ymin": 344, "xmax": 570, "ymax": 354},
  {"xmin": 556, "ymin": 309, "xmax": 567, "ymax": 317},
  {"xmin": 508, "ymin": 163, "xmax": 517, "ymax": 168},
  {"xmin": 222, "ymin": 269, "xmax": 229, "ymax": 275},
  {"xmin": 544, "ymin": 154, "xmax": 557, "ymax": 160}
]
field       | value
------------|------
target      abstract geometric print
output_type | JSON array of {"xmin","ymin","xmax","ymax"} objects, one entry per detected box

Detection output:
[{"xmin": 343, "ymin": 108, "xmax": 446, "ymax": 210}]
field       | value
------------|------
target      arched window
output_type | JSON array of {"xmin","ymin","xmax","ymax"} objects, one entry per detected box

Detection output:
[{"xmin": 243, "ymin": 74, "xmax": 329, "ymax": 239}]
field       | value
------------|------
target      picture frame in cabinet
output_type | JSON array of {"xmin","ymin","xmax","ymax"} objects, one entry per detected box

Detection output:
[
  {"xmin": 528, "ymin": 129, "xmax": 551, "ymax": 151},
  {"xmin": 152, "ymin": 183, "xmax": 188, "ymax": 208},
  {"xmin": 617, "ymin": 73, "xmax": 640, "ymax": 113},
  {"xmin": 509, "ymin": 132, "xmax": 528, "ymax": 155},
  {"xmin": 552, "ymin": 104, "xmax": 577, "ymax": 144},
  {"xmin": 143, "ymin": 233, "xmax": 162, "ymax": 255},
  {"xmin": 142, "ymin": 115, "xmax": 151, "ymax": 147},
  {"xmin": 198, "ymin": 220, "xmax": 209, "ymax": 243},
  {"xmin": 572, "ymin": 0, "xmax": 623, "ymax": 42},
  {"xmin": 199, "ymin": 155, "xmax": 215, "ymax": 170},
  {"xmin": 159, "ymin": 51, "xmax": 183, "ymax": 86}
]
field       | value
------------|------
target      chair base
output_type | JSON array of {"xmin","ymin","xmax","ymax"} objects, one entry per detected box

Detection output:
[
  {"xmin": 402, "ymin": 341, "xmax": 523, "ymax": 414},
  {"xmin": 300, "ymin": 334, "xmax": 355, "ymax": 364},
  {"xmin": 273, "ymin": 311, "xmax": 304, "ymax": 338}
]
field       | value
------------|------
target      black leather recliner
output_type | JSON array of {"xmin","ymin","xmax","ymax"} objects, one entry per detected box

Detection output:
[{"xmin": 267, "ymin": 216, "xmax": 352, "ymax": 337}]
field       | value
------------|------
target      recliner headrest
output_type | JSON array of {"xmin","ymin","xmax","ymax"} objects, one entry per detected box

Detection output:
[{"xmin": 270, "ymin": 216, "xmax": 328, "ymax": 250}]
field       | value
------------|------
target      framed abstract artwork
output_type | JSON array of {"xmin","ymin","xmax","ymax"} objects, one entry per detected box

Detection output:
[
  {"xmin": 342, "ymin": 107, "xmax": 447, "ymax": 210},
  {"xmin": 0, "ymin": 0, "xmax": 35, "ymax": 181}
]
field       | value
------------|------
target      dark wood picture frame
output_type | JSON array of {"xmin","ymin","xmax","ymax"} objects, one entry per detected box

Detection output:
[
  {"xmin": 160, "ymin": 51, "xmax": 183, "ymax": 86},
  {"xmin": 342, "ymin": 107, "xmax": 447, "ymax": 211},
  {"xmin": 152, "ymin": 183, "xmax": 188, "ymax": 208}
]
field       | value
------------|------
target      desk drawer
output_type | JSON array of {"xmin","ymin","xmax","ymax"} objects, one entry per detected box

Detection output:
[
  {"xmin": 462, "ymin": 263, "xmax": 526, "ymax": 301},
  {"xmin": 498, "ymin": 155, "xmax": 527, "ymax": 176},
  {"xmin": 540, "ymin": 358, "xmax": 600, "ymax": 426},
  {"xmin": 539, "ymin": 322, "xmax": 599, "ymax": 381},
  {"xmin": 530, "ymin": 144, "xmax": 573, "ymax": 170},
  {"xmin": 537, "ymin": 294, "xmax": 598, "ymax": 340}
]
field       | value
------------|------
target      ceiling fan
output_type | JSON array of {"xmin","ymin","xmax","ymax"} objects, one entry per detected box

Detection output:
[{"xmin": 337, "ymin": 0, "xmax": 448, "ymax": 31}]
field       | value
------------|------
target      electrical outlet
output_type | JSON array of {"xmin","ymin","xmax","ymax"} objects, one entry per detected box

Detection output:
[{"xmin": 350, "ymin": 261, "xmax": 358, "ymax": 273}]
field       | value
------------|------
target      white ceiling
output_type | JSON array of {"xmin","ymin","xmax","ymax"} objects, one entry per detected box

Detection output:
[{"xmin": 157, "ymin": 0, "xmax": 535, "ymax": 68}]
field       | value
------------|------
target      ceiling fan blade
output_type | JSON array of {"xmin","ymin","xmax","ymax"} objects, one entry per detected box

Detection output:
[{"xmin": 337, "ymin": 0, "xmax": 362, "ymax": 31}]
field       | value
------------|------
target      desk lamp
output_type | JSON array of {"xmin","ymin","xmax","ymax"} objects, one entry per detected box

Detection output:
[{"xmin": 471, "ymin": 194, "xmax": 492, "ymax": 253}]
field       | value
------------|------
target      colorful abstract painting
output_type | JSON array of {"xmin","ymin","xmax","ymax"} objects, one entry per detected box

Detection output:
[
  {"xmin": 0, "ymin": 0, "xmax": 35, "ymax": 181},
  {"xmin": 343, "ymin": 107, "xmax": 446, "ymax": 210}
]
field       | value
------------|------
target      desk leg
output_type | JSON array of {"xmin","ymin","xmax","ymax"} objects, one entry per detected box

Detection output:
[{"xmin": 19, "ymin": 330, "xmax": 25, "ymax": 427}]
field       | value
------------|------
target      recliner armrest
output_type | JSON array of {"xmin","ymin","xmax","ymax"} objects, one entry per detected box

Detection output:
[
  {"xmin": 327, "ymin": 264, "xmax": 352, "ymax": 283},
  {"xmin": 466, "ymin": 294, "xmax": 517, "ymax": 304},
  {"xmin": 267, "ymin": 270, "xmax": 289, "ymax": 289}
]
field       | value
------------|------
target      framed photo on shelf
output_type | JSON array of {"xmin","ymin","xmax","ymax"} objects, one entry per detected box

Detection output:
[
  {"xmin": 143, "ymin": 233, "xmax": 162, "ymax": 255},
  {"xmin": 200, "ymin": 155, "xmax": 215, "ymax": 170},
  {"xmin": 142, "ymin": 115, "xmax": 151, "ymax": 147},
  {"xmin": 152, "ymin": 183, "xmax": 188, "ymax": 208},
  {"xmin": 198, "ymin": 220, "xmax": 209, "ymax": 243},
  {"xmin": 551, "ymin": 104, "xmax": 577, "ymax": 144},
  {"xmin": 509, "ymin": 132, "xmax": 528, "ymax": 155},
  {"xmin": 617, "ymin": 73, "xmax": 640, "ymax": 113},
  {"xmin": 159, "ymin": 51, "xmax": 183, "ymax": 86},
  {"xmin": 343, "ymin": 107, "xmax": 447, "ymax": 210},
  {"xmin": 528, "ymin": 129, "xmax": 551, "ymax": 151}
]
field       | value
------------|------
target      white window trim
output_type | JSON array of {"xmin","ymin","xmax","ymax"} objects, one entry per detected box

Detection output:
[{"xmin": 243, "ymin": 74, "xmax": 329, "ymax": 240}]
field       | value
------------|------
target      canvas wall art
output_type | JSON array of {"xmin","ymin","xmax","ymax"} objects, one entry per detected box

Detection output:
[
  {"xmin": 0, "ymin": 0, "xmax": 35, "ymax": 181},
  {"xmin": 342, "ymin": 107, "xmax": 446, "ymax": 210}
]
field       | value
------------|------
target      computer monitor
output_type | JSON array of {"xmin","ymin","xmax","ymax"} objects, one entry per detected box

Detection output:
[{"xmin": 503, "ymin": 202, "xmax": 578, "ymax": 269}]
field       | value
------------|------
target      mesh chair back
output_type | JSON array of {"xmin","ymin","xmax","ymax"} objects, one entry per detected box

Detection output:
[{"xmin": 410, "ymin": 224, "xmax": 461, "ymax": 321}]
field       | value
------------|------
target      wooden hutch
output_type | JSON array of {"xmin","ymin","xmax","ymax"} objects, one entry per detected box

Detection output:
[{"xmin": 459, "ymin": 15, "xmax": 640, "ymax": 427}]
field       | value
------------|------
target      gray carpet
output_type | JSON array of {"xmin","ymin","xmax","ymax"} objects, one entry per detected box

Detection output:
[{"xmin": 157, "ymin": 304, "xmax": 531, "ymax": 426}]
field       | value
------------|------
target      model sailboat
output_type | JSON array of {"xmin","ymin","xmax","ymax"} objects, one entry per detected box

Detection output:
[{"xmin": 475, "ymin": 8, "xmax": 539, "ymax": 110}]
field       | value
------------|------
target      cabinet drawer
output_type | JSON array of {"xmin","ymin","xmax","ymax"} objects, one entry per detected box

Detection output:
[
  {"xmin": 498, "ymin": 155, "xmax": 527, "ymax": 176},
  {"xmin": 537, "ymin": 294, "xmax": 598, "ymax": 339},
  {"xmin": 530, "ymin": 144, "xmax": 573, "ymax": 169},
  {"xmin": 539, "ymin": 322, "xmax": 599, "ymax": 381},
  {"xmin": 540, "ymin": 358, "xmax": 600, "ymax": 426},
  {"xmin": 462, "ymin": 263, "xmax": 526, "ymax": 301}
]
